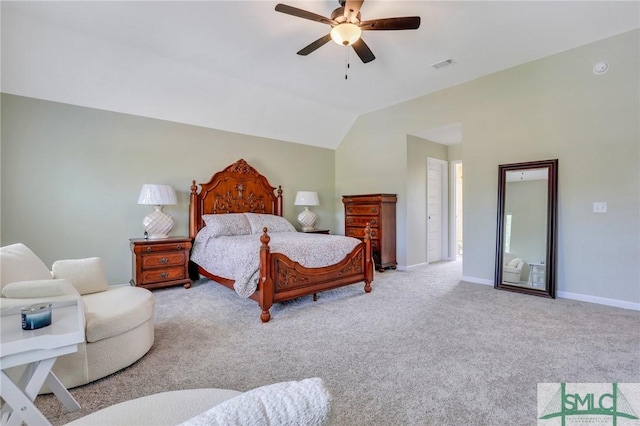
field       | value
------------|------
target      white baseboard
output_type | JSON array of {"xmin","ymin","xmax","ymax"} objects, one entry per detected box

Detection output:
[
  {"xmin": 402, "ymin": 262, "xmax": 426, "ymax": 271},
  {"xmin": 462, "ymin": 276, "xmax": 640, "ymax": 311},
  {"xmin": 462, "ymin": 276, "xmax": 494, "ymax": 286},
  {"xmin": 558, "ymin": 291, "xmax": 640, "ymax": 311}
]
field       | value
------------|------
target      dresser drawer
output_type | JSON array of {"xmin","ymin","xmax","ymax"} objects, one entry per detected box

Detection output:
[
  {"xmin": 345, "ymin": 227, "xmax": 380, "ymax": 239},
  {"xmin": 133, "ymin": 241, "xmax": 190, "ymax": 254},
  {"xmin": 345, "ymin": 204, "xmax": 380, "ymax": 216},
  {"xmin": 140, "ymin": 267, "xmax": 185, "ymax": 284},
  {"xmin": 345, "ymin": 216, "xmax": 378, "ymax": 227},
  {"xmin": 141, "ymin": 252, "xmax": 186, "ymax": 269}
]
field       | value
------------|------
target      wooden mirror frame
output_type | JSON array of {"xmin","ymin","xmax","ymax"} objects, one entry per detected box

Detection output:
[{"xmin": 495, "ymin": 159, "xmax": 558, "ymax": 298}]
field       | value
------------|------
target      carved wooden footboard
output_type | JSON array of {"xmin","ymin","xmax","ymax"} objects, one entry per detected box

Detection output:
[
  {"xmin": 256, "ymin": 226, "xmax": 373, "ymax": 322},
  {"xmin": 189, "ymin": 159, "xmax": 374, "ymax": 322}
]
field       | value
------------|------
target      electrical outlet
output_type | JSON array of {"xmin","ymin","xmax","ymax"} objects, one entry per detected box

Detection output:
[{"xmin": 593, "ymin": 202, "xmax": 607, "ymax": 213}]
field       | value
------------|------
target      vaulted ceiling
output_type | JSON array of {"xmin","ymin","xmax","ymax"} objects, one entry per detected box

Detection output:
[{"xmin": 2, "ymin": 1, "xmax": 638, "ymax": 149}]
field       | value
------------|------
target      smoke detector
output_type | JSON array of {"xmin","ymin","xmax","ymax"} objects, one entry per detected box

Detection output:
[{"xmin": 593, "ymin": 61, "xmax": 609, "ymax": 75}]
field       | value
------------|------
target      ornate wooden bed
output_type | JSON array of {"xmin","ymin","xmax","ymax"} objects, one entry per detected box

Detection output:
[{"xmin": 189, "ymin": 159, "xmax": 374, "ymax": 322}]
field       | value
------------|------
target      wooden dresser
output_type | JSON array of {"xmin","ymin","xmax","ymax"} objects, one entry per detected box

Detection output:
[
  {"xmin": 342, "ymin": 194, "xmax": 397, "ymax": 272},
  {"xmin": 130, "ymin": 236, "xmax": 192, "ymax": 289}
]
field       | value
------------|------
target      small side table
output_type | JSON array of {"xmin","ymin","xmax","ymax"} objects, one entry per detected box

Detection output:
[
  {"xmin": 300, "ymin": 229, "xmax": 330, "ymax": 234},
  {"xmin": 130, "ymin": 236, "xmax": 192, "ymax": 290},
  {"xmin": 1, "ymin": 299, "xmax": 84, "ymax": 426},
  {"xmin": 528, "ymin": 262, "xmax": 546, "ymax": 287}
]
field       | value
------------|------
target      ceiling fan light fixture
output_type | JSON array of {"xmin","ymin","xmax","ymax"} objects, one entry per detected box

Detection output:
[{"xmin": 330, "ymin": 23, "xmax": 361, "ymax": 46}]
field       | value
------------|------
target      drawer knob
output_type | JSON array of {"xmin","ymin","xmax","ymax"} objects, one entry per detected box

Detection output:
[
  {"xmin": 146, "ymin": 247, "xmax": 152, "ymax": 252},
  {"xmin": 159, "ymin": 258, "xmax": 169, "ymax": 264},
  {"xmin": 177, "ymin": 245, "xmax": 183, "ymax": 250},
  {"xmin": 160, "ymin": 272, "xmax": 169, "ymax": 279}
]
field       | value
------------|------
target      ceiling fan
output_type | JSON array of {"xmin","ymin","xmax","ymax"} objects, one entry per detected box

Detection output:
[{"xmin": 275, "ymin": 0, "xmax": 421, "ymax": 64}]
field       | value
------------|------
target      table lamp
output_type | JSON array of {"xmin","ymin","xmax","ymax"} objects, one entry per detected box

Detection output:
[
  {"xmin": 294, "ymin": 191, "xmax": 319, "ymax": 231},
  {"xmin": 137, "ymin": 184, "xmax": 177, "ymax": 239}
]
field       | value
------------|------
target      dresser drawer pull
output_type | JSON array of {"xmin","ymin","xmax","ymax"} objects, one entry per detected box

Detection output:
[
  {"xmin": 176, "ymin": 245, "xmax": 183, "ymax": 250},
  {"xmin": 160, "ymin": 272, "xmax": 169, "ymax": 279},
  {"xmin": 146, "ymin": 247, "xmax": 152, "ymax": 252},
  {"xmin": 159, "ymin": 258, "xmax": 169, "ymax": 264}
]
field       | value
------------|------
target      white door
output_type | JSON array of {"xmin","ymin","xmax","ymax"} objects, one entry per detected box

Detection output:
[{"xmin": 427, "ymin": 159, "xmax": 445, "ymax": 263}]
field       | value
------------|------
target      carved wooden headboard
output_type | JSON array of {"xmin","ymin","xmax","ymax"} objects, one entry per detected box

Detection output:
[{"xmin": 189, "ymin": 159, "xmax": 283, "ymax": 239}]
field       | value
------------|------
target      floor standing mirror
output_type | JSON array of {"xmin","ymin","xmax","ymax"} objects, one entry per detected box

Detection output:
[{"xmin": 495, "ymin": 159, "xmax": 558, "ymax": 298}]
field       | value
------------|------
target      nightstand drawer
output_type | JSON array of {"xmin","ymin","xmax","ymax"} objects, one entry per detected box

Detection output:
[
  {"xmin": 141, "ymin": 252, "xmax": 186, "ymax": 269},
  {"xmin": 141, "ymin": 267, "xmax": 185, "ymax": 284},
  {"xmin": 134, "ymin": 241, "xmax": 189, "ymax": 254}
]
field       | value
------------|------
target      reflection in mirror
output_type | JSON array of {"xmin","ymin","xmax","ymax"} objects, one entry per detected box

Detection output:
[{"xmin": 495, "ymin": 159, "xmax": 557, "ymax": 298}]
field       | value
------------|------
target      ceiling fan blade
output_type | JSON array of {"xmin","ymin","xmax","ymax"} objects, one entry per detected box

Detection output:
[
  {"xmin": 344, "ymin": 0, "xmax": 364, "ymax": 22},
  {"xmin": 297, "ymin": 34, "xmax": 332, "ymax": 56},
  {"xmin": 275, "ymin": 4, "xmax": 334, "ymax": 26},
  {"xmin": 359, "ymin": 16, "xmax": 421, "ymax": 31},
  {"xmin": 352, "ymin": 38, "xmax": 375, "ymax": 63}
]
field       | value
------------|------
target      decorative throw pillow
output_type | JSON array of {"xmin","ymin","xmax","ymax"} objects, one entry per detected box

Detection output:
[
  {"xmin": 1, "ymin": 279, "xmax": 79, "ymax": 298},
  {"xmin": 507, "ymin": 258, "xmax": 523, "ymax": 268},
  {"xmin": 0, "ymin": 243, "xmax": 53, "ymax": 291},
  {"xmin": 52, "ymin": 257, "xmax": 109, "ymax": 295},
  {"xmin": 202, "ymin": 214, "xmax": 252, "ymax": 237},
  {"xmin": 179, "ymin": 378, "xmax": 332, "ymax": 426},
  {"xmin": 244, "ymin": 213, "xmax": 296, "ymax": 234}
]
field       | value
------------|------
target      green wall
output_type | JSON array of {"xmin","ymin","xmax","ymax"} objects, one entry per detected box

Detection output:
[
  {"xmin": 1, "ymin": 95, "xmax": 335, "ymax": 284},
  {"xmin": 336, "ymin": 29, "xmax": 639, "ymax": 305},
  {"xmin": 2, "ymin": 29, "xmax": 638, "ymax": 307}
]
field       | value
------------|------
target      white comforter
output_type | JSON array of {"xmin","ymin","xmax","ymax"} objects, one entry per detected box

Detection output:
[{"xmin": 191, "ymin": 229, "xmax": 362, "ymax": 297}]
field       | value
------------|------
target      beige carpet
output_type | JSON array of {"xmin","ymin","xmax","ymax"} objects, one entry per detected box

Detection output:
[{"xmin": 35, "ymin": 260, "xmax": 640, "ymax": 425}]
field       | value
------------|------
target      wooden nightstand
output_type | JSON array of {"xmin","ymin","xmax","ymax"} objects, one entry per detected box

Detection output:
[
  {"xmin": 300, "ymin": 229, "xmax": 330, "ymax": 234},
  {"xmin": 129, "ymin": 236, "xmax": 192, "ymax": 289}
]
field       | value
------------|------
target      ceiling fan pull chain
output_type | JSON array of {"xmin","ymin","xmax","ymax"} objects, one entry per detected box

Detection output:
[{"xmin": 344, "ymin": 47, "xmax": 350, "ymax": 80}]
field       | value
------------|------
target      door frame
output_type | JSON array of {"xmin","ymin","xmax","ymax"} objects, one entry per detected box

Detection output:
[
  {"xmin": 426, "ymin": 157, "xmax": 449, "ymax": 263},
  {"xmin": 450, "ymin": 160, "xmax": 462, "ymax": 260}
]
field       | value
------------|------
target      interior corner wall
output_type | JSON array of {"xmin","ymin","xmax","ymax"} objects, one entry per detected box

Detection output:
[
  {"xmin": 1, "ymin": 94, "xmax": 335, "ymax": 284},
  {"xmin": 335, "ymin": 29, "xmax": 639, "ymax": 305}
]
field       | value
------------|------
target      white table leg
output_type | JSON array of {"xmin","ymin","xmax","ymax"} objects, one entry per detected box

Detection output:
[
  {"xmin": 45, "ymin": 371, "xmax": 81, "ymax": 412},
  {"xmin": 0, "ymin": 371, "xmax": 51, "ymax": 426},
  {"xmin": 0, "ymin": 357, "xmax": 79, "ymax": 426}
]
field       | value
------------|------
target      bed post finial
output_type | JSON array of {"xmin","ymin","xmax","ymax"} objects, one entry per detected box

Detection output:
[
  {"xmin": 189, "ymin": 180, "xmax": 198, "ymax": 240},
  {"xmin": 276, "ymin": 186, "xmax": 283, "ymax": 216},
  {"xmin": 259, "ymin": 227, "xmax": 273, "ymax": 322},
  {"xmin": 363, "ymin": 222, "xmax": 373, "ymax": 292}
]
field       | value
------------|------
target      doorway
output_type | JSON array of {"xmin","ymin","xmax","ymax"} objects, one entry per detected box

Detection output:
[
  {"xmin": 451, "ymin": 161, "xmax": 463, "ymax": 259},
  {"xmin": 427, "ymin": 158, "xmax": 448, "ymax": 263}
]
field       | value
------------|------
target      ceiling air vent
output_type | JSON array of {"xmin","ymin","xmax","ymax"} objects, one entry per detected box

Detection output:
[{"xmin": 432, "ymin": 58, "xmax": 454, "ymax": 69}]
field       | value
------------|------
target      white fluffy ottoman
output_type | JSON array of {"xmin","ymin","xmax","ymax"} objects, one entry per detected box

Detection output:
[{"xmin": 66, "ymin": 378, "xmax": 333, "ymax": 426}]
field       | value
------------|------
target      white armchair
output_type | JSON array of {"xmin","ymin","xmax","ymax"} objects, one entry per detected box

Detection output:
[
  {"xmin": 503, "ymin": 252, "xmax": 525, "ymax": 283},
  {"xmin": 0, "ymin": 243, "xmax": 155, "ymax": 391}
]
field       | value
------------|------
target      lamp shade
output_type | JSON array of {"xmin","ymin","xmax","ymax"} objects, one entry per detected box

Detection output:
[
  {"xmin": 137, "ymin": 184, "xmax": 177, "ymax": 205},
  {"xmin": 294, "ymin": 191, "xmax": 319, "ymax": 206}
]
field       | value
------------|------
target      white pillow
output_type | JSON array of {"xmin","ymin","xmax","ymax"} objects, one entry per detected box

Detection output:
[
  {"xmin": 202, "ymin": 214, "xmax": 252, "ymax": 237},
  {"xmin": 179, "ymin": 378, "xmax": 332, "ymax": 426},
  {"xmin": 244, "ymin": 213, "xmax": 296, "ymax": 234},
  {"xmin": 52, "ymin": 257, "xmax": 109, "ymax": 295},
  {"xmin": 2, "ymin": 279, "xmax": 79, "ymax": 298},
  {"xmin": 507, "ymin": 257, "xmax": 523, "ymax": 268},
  {"xmin": 0, "ymin": 243, "xmax": 53, "ymax": 291}
]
